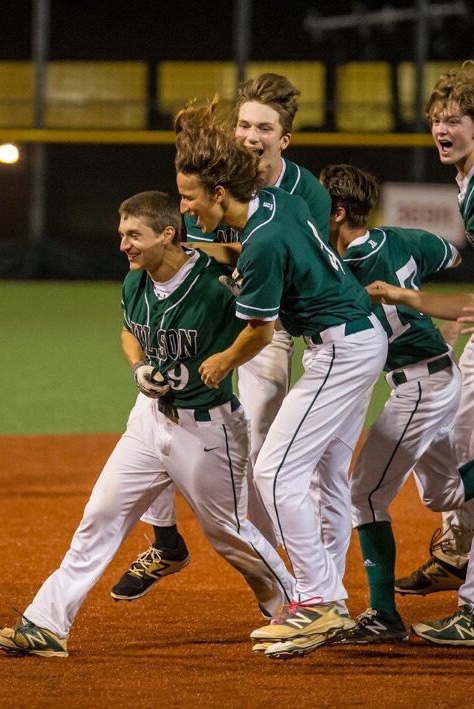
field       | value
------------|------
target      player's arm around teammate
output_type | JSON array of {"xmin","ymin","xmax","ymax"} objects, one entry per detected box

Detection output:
[
  {"xmin": 175, "ymin": 100, "xmax": 388, "ymax": 660},
  {"xmin": 0, "ymin": 191, "xmax": 296, "ymax": 659},
  {"xmin": 118, "ymin": 73, "xmax": 333, "ymax": 576}
]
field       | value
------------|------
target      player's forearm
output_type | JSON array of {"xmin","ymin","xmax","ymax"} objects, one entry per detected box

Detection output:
[
  {"xmin": 222, "ymin": 321, "xmax": 275, "ymax": 369},
  {"xmin": 121, "ymin": 328, "xmax": 146, "ymax": 367},
  {"xmin": 198, "ymin": 320, "xmax": 274, "ymax": 388},
  {"xmin": 188, "ymin": 243, "xmax": 241, "ymax": 265},
  {"xmin": 366, "ymin": 281, "xmax": 474, "ymax": 320},
  {"xmin": 399, "ymin": 292, "xmax": 474, "ymax": 320}
]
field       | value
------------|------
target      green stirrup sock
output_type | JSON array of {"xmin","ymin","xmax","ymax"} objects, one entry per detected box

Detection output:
[
  {"xmin": 357, "ymin": 521, "xmax": 397, "ymax": 618},
  {"xmin": 459, "ymin": 459, "xmax": 474, "ymax": 501}
]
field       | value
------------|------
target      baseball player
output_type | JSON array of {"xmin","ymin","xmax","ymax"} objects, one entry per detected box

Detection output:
[
  {"xmin": 395, "ymin": 60, "xmax": 474, "ymax": 598},
  {"xmin": 175, "ymin": 99, "xmax": 388, "ymax": 660},
  {"xmin": 367, "ymin": 282, "xmax": 474, "ymax": 645},
  {"xmin": 316, "ymin": 164, "xmax": 474, "ymax": 644},
  {"xmin": 111, "ymin": 73, "xmax": 333, "ymax": 600},
  {"xmin": 0, "ymin": 191, "xmax": 295, "ymax": 658}
]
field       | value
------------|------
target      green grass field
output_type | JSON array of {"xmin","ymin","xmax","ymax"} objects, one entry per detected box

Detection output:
[{"xmin": 0, "ymin": 281, "xmax": 470, "ymax": 435}]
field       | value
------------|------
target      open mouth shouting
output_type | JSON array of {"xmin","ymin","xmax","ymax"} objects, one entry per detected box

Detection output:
[{"xmin": 438, "ymin": 138, "xmax": 453, "ymax": 156}]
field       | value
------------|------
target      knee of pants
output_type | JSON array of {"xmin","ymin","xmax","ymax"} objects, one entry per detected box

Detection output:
[
  {"xmin": 422, "ymin": 494, "xmax": 458, "ymax": 513},
  {"xmin": 200, "ymin": 521, "xmax": 238, "ymax": 556},
  {"xmin": 350, "ymin": 491, "xmax": 390, "ymax": 526}
]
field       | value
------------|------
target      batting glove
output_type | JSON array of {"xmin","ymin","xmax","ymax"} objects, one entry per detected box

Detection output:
[
  {"xmin": 218, "ymin": 273, "xmax": 242, "ymax": 297},
  {"xmin": 132, "ymin": 362, "xmax": 171, "ymax": 398}
]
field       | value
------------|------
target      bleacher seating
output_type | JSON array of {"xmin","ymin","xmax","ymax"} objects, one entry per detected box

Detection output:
[
  {"xmin": 0, "ymin": 62, "xmax": 34, "ymax": 127},
  {"xmin": 0, "ymin": 61, "xmax": 147, "ymax": 129},
  {"xmin": 0, "ymin": 60, "xmax": 462, "ymax": 132},
  {"xmin": 45, "ymin": 62, "xmax": 147, "ymax": 128},
  {"xmin": 335, "ymin": 62, "xmax": 394, "ymax": 132},
  {"xmin": 157, "ymin": 61, "xmax": 237, "ymax": 119}
]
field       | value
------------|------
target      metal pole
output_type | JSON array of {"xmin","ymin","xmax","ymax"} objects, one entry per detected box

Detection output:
[
  {"xmin": 233, "ymin": 0, "xmax": 252, "ymax": 88},
  {"xmin": 412, "ymin": 0, "xmax": 429, "ymax": 181},
  {"xmin": 26, "ymin": 0, "xmax": 50, "ymax": 276}
]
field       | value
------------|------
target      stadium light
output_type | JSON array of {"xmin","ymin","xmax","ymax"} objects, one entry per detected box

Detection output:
[{"xmin": 0, "ymin": 143, "xmax": 20, "ymax": 164}]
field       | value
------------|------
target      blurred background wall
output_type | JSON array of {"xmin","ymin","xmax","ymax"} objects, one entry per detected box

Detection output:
[{"xmin": 1, "ymin": 0, "xmax": 473, "ymax": 281}]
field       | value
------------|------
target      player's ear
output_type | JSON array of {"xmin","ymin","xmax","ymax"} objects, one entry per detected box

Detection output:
[
  {"xmin": 280, "ymin": 133, "xmax": 291, "ymax": 151},
  {"xmin": 333, "ymin": 205, "xmax": 346, "ymax": 223},
  {"xmin": 162, "ymin": 225, "xmax": 176, "ymax": 243},
  {"xmin": 214, "ymin": 184, "xmax": 226, "ymax": 204}
]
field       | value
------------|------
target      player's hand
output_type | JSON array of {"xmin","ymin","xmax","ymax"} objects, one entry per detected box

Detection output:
[
  {"xmin": 365, "ymin": 280, "xmax": 404, "ymax": 305},
  {"xmin": 458, "ymin": 305, "xmax": 474, "ymax": 335},
  {"xmin": 132, "ymin": 362, "xmax": 171, "ymax": 398},
  {"xmin": 199, "ymin": 353, "xmax": 231, "ymax": 389}
]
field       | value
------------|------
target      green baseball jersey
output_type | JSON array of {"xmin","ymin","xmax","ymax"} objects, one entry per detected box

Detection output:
[
  {"xmin": 343, "ymin": 226, "xmax": 459, "ymax": 370},
  {"xmin": 235, "ymin": 187, "xmax": 373, "ymax": 337},
  {"xmin": 121, "ymin": 251, "xmax": 244, "ymax": 409},
  {"xmin": 459, "ymin": 169, "xmax": 474, "ymax": 246},
  {"xmin": 185, "ymin": 157, "xmax": 331, "ymax": 245}
]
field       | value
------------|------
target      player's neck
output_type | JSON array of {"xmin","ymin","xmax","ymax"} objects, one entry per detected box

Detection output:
[
  {"xmin": 148, "ymin": 248, "xmax": 190, "ymax": 283},
  {"xmin": 221, "ymin": 197, "xmax": 250, "ymax": 230},
  {"xmin": 266, "ymin": 156, "xmax": 284, "ymax": 186},
  {"xmin": 456, "ymin": 150, "xmax": 474, "ymax": 179},
  {"xmin": 333, "ymin": 226, "xmax": 367, "ymax": 255}
]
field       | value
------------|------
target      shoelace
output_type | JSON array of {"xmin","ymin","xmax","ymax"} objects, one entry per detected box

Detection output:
[
  {"xmin": 128, "ymin": 547, "xmax": 163, "ymax": 579},
  {"xmin": 430, "ymin": 524, "xmax": 473, "ymax": 557},
  {"xmin": 12, "ymin": 607, "xmax": 35, "ymax": 630},
  {"xmin": 270, "ymin": 595, "xmax": 324, "ymax": 624},
  {"xmin": 356, "ymin": 608, "xmax": 378, "ymax": 624}
]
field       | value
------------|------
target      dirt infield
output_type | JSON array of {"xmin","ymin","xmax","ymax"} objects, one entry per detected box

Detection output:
[{"xmin": 0, "ymin": 434, "xmax": 471, "ymax": 708}]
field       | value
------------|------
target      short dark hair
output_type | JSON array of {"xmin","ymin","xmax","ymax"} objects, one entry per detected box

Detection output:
[
  {"xmin": 119, "ymin": 191, "xmax": 183, "ymax": 241},
  {"xmin": 319, "ymin": 164, "xmax": 379, "ymax": 228}
]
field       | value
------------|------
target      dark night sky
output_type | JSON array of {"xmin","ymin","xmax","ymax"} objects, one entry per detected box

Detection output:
[{"xmin": 1, "ymin": 1, "xmax": 472, "ymax": 63}]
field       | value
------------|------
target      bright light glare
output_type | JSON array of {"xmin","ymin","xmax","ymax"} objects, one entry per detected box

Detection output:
[{"xmin": 0, "ymin": 143, "xmax": 20, "ymax": 164}]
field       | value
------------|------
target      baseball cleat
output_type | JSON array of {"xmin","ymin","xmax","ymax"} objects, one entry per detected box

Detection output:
[
  {"xmin": 111, "ymin": 541, "xmax": 190, "ymax": 601},
  {"xmin": 250, "ymin": 599, "xmax": 350, "ymax": 642},
  {"xmin": 412, "ymin": 604, "xmax": 474, "ymax": 646},
  {"xmin": 252, "ymin": 641, "xmax": 274, "ymax": 653},
  {"xmin": 263, "ymin": 625, "xmax": 349, "ymax": 660},
  {"xmin": 335, "ymin": 608, "xmax": 409, "ymax": 644},
  {"xmin": 394, "ymin": 557, "xmax": 466, "ymax": 595},
  {"xmin": 0, "ymin": 621, "xmax": 68, "ymax": 657},
  {"xmin": 395, "ymin": 525, "xmax": 470, "ymax": 595}
]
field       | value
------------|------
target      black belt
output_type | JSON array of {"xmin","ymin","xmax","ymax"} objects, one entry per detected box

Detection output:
[{"xmin": 391, "ymin": 354, "xmax": 452, "ymax": 386}]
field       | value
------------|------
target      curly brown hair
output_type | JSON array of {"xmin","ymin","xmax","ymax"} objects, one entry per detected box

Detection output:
[
  {"xmin": 319, "ymin": 164, "xmax": 379, "ymax": 229},
  {"xmin": 232, "ymin": 73, "xmax": 300, "ymax": 134},
  {"xmin": 426, "ymin": 60, "xmax": 474, "ymax": 123},
  {"xmin": 174, "ymin": 98, "xmax": 264, "ymax": 203}
]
